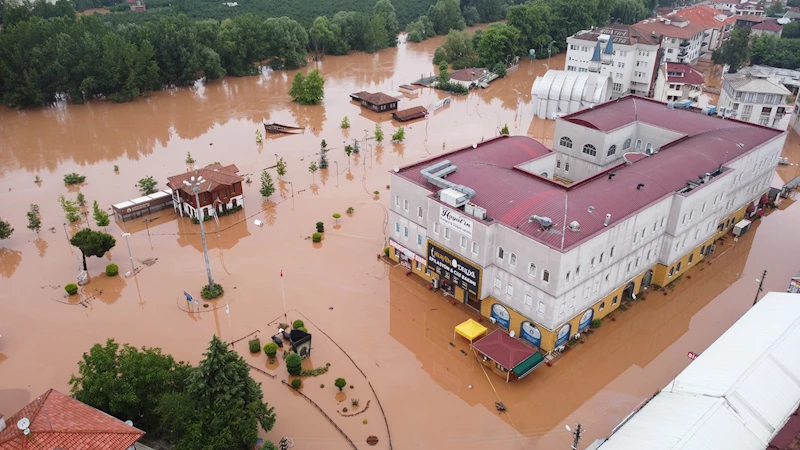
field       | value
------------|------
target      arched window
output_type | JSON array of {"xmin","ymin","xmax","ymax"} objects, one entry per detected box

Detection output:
[
  {"xmin": 542, "ymin": 270, "xmax": 550, "ymax": 283},
  {"xmin": 623, "ymin": 138, "xmax": 632, "ymax": 150},
  {"xmin": 509, "ymin": 253, "xmax": 517, "ymax": 266},
  {"xmin": 607, "ymin": 145, "xmax": 617, "ymax": 157},
  {"xmin": 497, "ymin": 247, "xmax": 504, "ymax": 260},
  {"xmin": 635, "ymin": 139, "xmax": 642, "ymax": 149},
  {"xmin": 528, "ymin": 263, "xmax": 536, "ymax": 277},
  {"xmin": 645, "ymin": 142, "xmax": 653, "ymax": 154},
  {"xmin": 582, "ymin": 144, "xmax": 597, "ymax": 156},
  {"xmin": 560, "ymin": 137, "xmax": 573, "ymax": 148}
]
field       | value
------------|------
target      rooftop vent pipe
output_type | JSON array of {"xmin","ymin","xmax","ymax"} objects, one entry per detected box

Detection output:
[
  {"xmin": 569, "ymin": 221, "xmax": 581, "ymax": 232},
  {"xmin": 528, "ymin": 215, "xmax": 553, "ymax": 229},
  {"xmin": 420, "ymin": 160, "xmax": 476, "ymax": 200},
  {"xmin": 608, "ymin": 172, "xmax": 616, "ymax": 180},
  {"xmin": 637, "ymin": 183, "xmax": 645, "ymax": 190},
  {"xmin": 604, "ymin": 214, "xmax": 611, "ymax": 227},
  {"xmin": 702, "ymin": 173, "xmax": 711, "ymax": 183}
]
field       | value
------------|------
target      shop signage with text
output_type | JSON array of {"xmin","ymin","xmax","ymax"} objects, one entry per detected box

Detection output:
[
  {"xmin": 439, "ymin": 207, "xmax": 473, "ymax": 238},
  {"xmin": 427, "ymin": 240, "xmax": 481, "ymax": 297}
]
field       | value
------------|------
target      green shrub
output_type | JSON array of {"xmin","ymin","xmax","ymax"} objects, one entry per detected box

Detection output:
[
  {"xmin": 312, "ymin": 232, "xmax": 322, "ymax": 243},
  {"xmin": 291, "ymin": 378, "xmax": 302, "ymax": 389},
  {"xmin": 286, "ymin": 353, "xmax": 303, "ymax": 375},
  {"xmin": 500, "ymin": 124, "xmax": 510, "ymax": 135},
  {"xmin": 264, "ymin": 342, "xmax": 278, "ymax": 358},
  {"xmin": 315, "ymin": 221, "xmax": 325, "ymax": 232},
  {"xmin": 590, "ymin": 319, "xmax": 602, "ymax": 329},
  {"xmin": 200, "ymin": 283, "xmax": 224, "ymax": 299},
  {"xmin": 298, "ymin": 326, "xmax": 308, "ymax": 333},
  {"xmin": 65, "ymin": 283, "xmax": 78, "ymax": 295},
  {"xmin": 383, "ymin": 247, "xmax": 390, "ymax": 256},
  {"xmin": 293, "ymin": 319, "xmax": 305, "ymax": 329},
  {"xmin": 373, "ymin": 190, "xmax": 380, "ymax": 195},
  {"xmin": 332, "ymin": 213, "xmax": 341, "ymax": 223},
  {"xmin": 346, "ymin": 207, "xmax": 354, "ymax": 215},
  {"xmin": 352, "ymin": 398, "xmax": 359, "ymax": 406},
  {"xmin": 342, "ymin": 407, "xmax": 348, "ymax": 412},
  {"xmin": 335, "ymin": 377, "xmax": 347, "ymax": 391},
  {"xmin": 434, "ymin": 80, "xmax": 469, "ymax": 94},
  {"xmin": 63, "ymin": 172, "xmax": 86, "ymax": 184},
  {"xmin": 105, "ymin": 263, "xmax": 119, "ymax": 276},
  {"xmin": 249, "ymin": 338, "xmax": 261, "ymax": 353}
]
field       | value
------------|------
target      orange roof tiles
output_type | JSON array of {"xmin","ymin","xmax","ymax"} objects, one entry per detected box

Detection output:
[
  {"xmin": 166, "ymin": 163, "xmax": 244, "ymax": 195},
  {"xmin": 0, "ymin": 389, "xmax": 144, "ymax": 450},
  {"xmin": 668, "ymin": 5, "xmax": 737, "ymax": 28},
  {"xmin": 633, "ymin": 17, "xmax": 707, "ymax": 40}
]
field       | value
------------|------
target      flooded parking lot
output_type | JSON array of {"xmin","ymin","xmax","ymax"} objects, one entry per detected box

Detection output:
[{"xmin": 1, "ymin": 33, "xmax": 799, "ymax": 449}]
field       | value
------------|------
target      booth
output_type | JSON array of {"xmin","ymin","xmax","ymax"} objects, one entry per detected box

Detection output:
[
  {"xmin": 473, "ymin": 330, "xmax": 545, "ymax": 382},
  {"xmin": 454, "ymin": 319, "xmax": 488, "ymax": 346}
]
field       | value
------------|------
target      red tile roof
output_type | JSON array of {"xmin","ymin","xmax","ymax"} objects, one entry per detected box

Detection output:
[
  {"xmin": 350, "ymin": 91, "xmax": 398, "ymax": 106},
  {"xmin": 666, "ymin": 5, "xmax": 737, "ymax": 28},
  {"xmin": 0, "ymin": 389, "xmax": 144, "ymax": 450},
  {"xmin": 449, "ymin": 68, "xmax": 489, "ymax": 82},
  {"xmin": 752, "ymin": 19, "xmax": 783, "ymax": 31},
  {"xmin": 665, "ymin": 62, "xmax": 705, "ymax": 85},
  {"xmin": 633, "ymin": 16, "xmax": 708, "ymax": 39},
  {"xmin": 395, "ymin": 96, "xmax": 783, "ymax": 252},
  {"xmin": 392, "ymin": 106, "xmax": 428, "ymax": 122},
  {"xmin": 166, "ymin": 163, "xmax": 243, "ymax": 195},
  {"xmin": 473, "ymin": 330, "xmax": 537, "ymax": 369}
]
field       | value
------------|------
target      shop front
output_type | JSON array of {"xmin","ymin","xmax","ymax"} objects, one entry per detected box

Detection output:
[
  {"xmin": 426, "ymin": 239, "xmax": 483, "ymax": 311},
  {"xmin": 389, "ymin": 239, "xmax": 427, "ymax": 272}
]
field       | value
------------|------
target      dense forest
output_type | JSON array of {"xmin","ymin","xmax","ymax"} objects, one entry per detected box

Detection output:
[{"xmin": 714, "ymin": 23, "xmax": 800, "ymax": 72}]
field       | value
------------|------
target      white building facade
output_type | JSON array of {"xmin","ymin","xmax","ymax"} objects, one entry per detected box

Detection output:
[
  {"xmin": 718, "ymin": 68, "xmax": 792, "ymax": 129},
  {"xmin": 653, "ymin": 62, "xmax": 705, "ymax": 104},
  {"xmin": 565, "ymin": 24, "xmax": 660, "ymax": 97},
  {"xmin": 634, "ymin": 16, "xmax": 707, "ymax": 64}
]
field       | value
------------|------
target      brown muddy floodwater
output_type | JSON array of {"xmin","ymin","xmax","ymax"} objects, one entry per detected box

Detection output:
[{"xmin": 0, "ymin": 33, "xmax": 799, "ymax": 449}]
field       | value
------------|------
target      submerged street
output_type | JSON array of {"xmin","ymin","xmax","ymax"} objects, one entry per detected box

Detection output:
[{"xmin": 1, "ymin": 32, "xmax": 799, "ymax": 449}]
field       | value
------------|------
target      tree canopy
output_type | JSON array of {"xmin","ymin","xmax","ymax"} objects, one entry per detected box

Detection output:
[
  {"xmin": 69, "ymin": 228, "xmax": 116, "ymax": 270},
  {"xmin": 0, "ymin": 218, "xmax": 13, "ymax": 240},
  {"xmin": 611, "ymin": 0, "xmax": 650, "ymax": 25},
  {"xmin": 475, "ymin": 22, "xmax": 520, "ymax": 68},
  {"xmin": 712, "ymin": 27, "xmax": 750, "ymax": 73},
  {"xmin": 750, "ymin": 34, "xmax": 800, "ymax": 70},
  {"xmin": 288, "ymin": 69, "xmax": 325, "ymax": 105}
]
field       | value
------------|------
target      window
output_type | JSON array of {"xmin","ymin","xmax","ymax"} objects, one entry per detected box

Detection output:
[
  {"xmin": 682, "ymin": 214, "xmax": 687, "ymax": 225},
  {"xmin": 688, "ymin": 253, "xmax": 694, "ymax": 264},
  {"xmin": 633, "ymin": 231, "xmax": 638, "ymax": 243},
  {"xmin": 599, "ymin": 252, "xmax": 604, "ymax": 263},
  {"xmin": 613, "ymin": 82, "xmax": 624, "ymax": 92},
  {"xmin": 538, "ymin": 301, "xmax": 546, "ymax": 315},
  {"xmin": 417, "ymin": 235, "xmax": 422, "ymax": 245},
  {"xmin": 565, "ymin": 163, "xmax": 570, "ymax": 172},
  {"xmin": 542, "ymin": 270, "xmax": 550, "ymax": 283},
  {"xmin": 524, "ymin": 294, "xmax": 533, "ymax": 308},
  {"xmin": 494, "ymin": 277, "xmax": 501, "ymax": 291},
  {"xmin": 528, "ymin": 263, "xmax": 537, "ymax": 277},
  {"xmin": 444, "ymin": 228, "xmax": 450, "ymax": 240},
  {"xmin": 584, "ymin": 286, "xmax": 590, "ymax": 299},
  {"xmin": 660, "ymin": 217, "xmax": 665, "ymax": 228},
  {"xmin": 403, "ymin": 199, "xmax": 409, "ymax": 211},
  {"xmin": 623, "ymin": 138, "xmax": 632, "ymax": 150},
  {"xmin": 645, "ymin": 143, "xmax": 653, "ymax": 154},
  {"xmin": 583, "ymin": 144, "xmax": 597, "ymax": 156},
  {"xmin": 559, "ymin": 303, "xmax": 565, "ymax": 316},
  {"xmin": 395, "ymin": 223, "xmax": 400, "ymax": 233},
  {"xmin": 669, "ymin": 267, "xmax": 675, "ymax": 277},
  {"xmin": 605, "ymin": 274, "xmax": 610, "ymax": 282},
  {"xmin": 627, "ymin": 262, "xmax": 632, "ymax": 272},
  {"xmin": 395, "ymin": 195, "xmax": 400, "ymax": 207},
  {"xmin": 610, "ymin": 246, "xmax": 615, "ymax": 258},
  {"xmin": 635, "ymin": 257, "xmax": 640, "ymax": 267},
  {"xmin": 599, "ymin": 302, "xmax": 605, "ymax": 311},
  {"xmin": 472, "ymin": 242, "xmax": 479, "ymax": 255},
  {"xmin": 607, "ymin": 145, "xmax": 617, "ymax": 157},
  {"xmin": 403, "ymin": 227, "xmax": 408, "ymax": 238},
  {"xmin": 612, "ymin": 295, "xmax": 618, "ymax": 305},
  {"xmin": 509, "ymin": 253, "xmax": 517, "ymax": 266},
  {"xmin": 560, "ymin": 137, "xmax": 573, "ymax": 148},
  {"xmin": 417, "ymin": 206, "xmax": 423, "ymax": 219},
  {"xmin": 635, "ymin": 139, "xmax": 642, "ymax": 150},
  {"xmin": 615, "ymin": 73, "xmax": 622, "ymax": 79},
  {"xmin": 617, "ymin": 62, "xmax": 625, "ymax": 68},
  {"xmin": 460, "ymin": 235, "xmax": 467, "ymax": 249},
  {"xmin": 566, "ymin": 271, "xmax": 571, "ymax": 282},
  {"xmin": 647, "ymin": 249, "xmax": 652, "ymax": 260},
  {"xmin": 497, "ymin": 247, "xmax": 505, "ymax": 259},
  {"xmin": 506, "ymin": 284, "xmax": 514, "ymax": 297},
  {"xmin": 590, "ymin": 257, "xmax": 596, "ymax": 267},
  {"xmin": 433, "ymin": 222, "xmax": 439, "ymax": 234},
  {"xmin": 676, "ymin": 262, "xmax": 681, "ymax": 272},
  {"xmin": 557, "ymin": 160, "xmax": 561, "ymax": 169},
  {"xmin": 702, "ymin": 202, "xmax": 706, "ymax": 213}
]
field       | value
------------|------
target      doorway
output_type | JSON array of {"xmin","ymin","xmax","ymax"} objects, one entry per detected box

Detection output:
[
  {"xmin": 622, "ymin": 281, "xmax": 636, "ymax": 301},
  {"xmin": 465, "ymin": 292, "xmax": 481, "ymax": 311},
  {"xmin": 641, "ymin": 270, "xmax": 654, "ymax": 290}
]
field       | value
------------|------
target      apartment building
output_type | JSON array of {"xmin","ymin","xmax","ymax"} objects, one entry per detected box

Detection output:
[
  {"xmin": 634, "ymin": 16, "xmax": 707, "ymax": 64},
  {"xmin": 388, "ymin": 96, "xmax": 785, "ymax": 352},
  {"xmin": 707, "ymin": 0, "xmax": 766, "ymax": 17},
  {"xmin": 565, "ymin": 24, "xmax": 660, "ymax": 97},
  {"xmin": 653, "ymin": 62, "xmax": 705, "ymax": 104},
  {"xmin": 718, "ymin": 67, "xmax": 792, "ymax": 129}
]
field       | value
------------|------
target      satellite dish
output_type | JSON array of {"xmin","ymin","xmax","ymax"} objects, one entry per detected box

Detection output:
[
  {"xmin": 393, "ymin": 167, "xmax": 400, "ymax": 173},
  {"xmin": 17, "ymin": 418, "xmax": 30, "ymax": 432},
  {"xmin": 125, "ymin": 420, "xmax": 134, "ymax": 427},
  {"xmin": 565, "ymin": 425, "xmax": 571, "ymax": 432},
  {"xmin": 472, "ymin": 143, "xmax": 477, "ymax": 149}
]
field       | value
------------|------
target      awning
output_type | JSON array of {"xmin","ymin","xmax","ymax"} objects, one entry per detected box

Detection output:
[
  {"xmin": 454, "ymin": 319, "xmax": 488, "ymax": 343},
  {"xmin": 513, "ymin": 352, "xmax": 545, "ymax": 379},
  {"xmin": 746, "ymin": 203, "xmax": 756, "ymax": 213}
]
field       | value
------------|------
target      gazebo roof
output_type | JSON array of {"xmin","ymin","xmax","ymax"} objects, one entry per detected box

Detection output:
[
  {"xmin": 473, "ymin": 329, "xmax": 536, "ymax": 370},
  {"xmin": 454, "ymin": 319, "xmax": 488, "ymax": 342}
]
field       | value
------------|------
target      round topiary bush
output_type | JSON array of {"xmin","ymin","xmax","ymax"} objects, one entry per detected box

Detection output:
[
  {"xmin": 264, "ymin": 342, "xmax": 278, "ymax": 358},
  {"xmin": 286, "ymin": 353, "xmax": 303, "ymax": 375},
  {"xmin": 291, "ymin": 378, "xmax": 302, "ymax": 390},
  {"xmin": 335, "ymin": 377, "xmax": 347, "ymax": 391},
  {"xmin": 312, "ymin": 232, "xmax": 322, "ymax": 243},
  {"xmin": 298, "ymin": 326, "xmax": 308, "ymax": 333},
  {"xmin": 293, "ymin": 319, "xmax": 305, "ymax": 329},
  {"xmin": 315, "ymin": 221, "xmax": 325, "ymax": 232},
  {"xmin": 65, "ymin": 283, "xmax": 78, "ymax": 295},
  {"xmin": 105, "ymin": 263, "xmax": 119, "ymax": 276},
  {"xmin": 249, "ymin": 338, "xmax": 261, "ymax": 353},
  {"xmin": 201, "ymin": 283, "xmax": 224, "ymax": 299},
  {"xmin": 590, "ymin": 319, "xmax": 602, "ymax": 329}
]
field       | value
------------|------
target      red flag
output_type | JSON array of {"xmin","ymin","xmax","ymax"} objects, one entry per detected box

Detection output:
[{"xmin": 280, "ymin": 270, "xmax": 283, "ymax": 278}]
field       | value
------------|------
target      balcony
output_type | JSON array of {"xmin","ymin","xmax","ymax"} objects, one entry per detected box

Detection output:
[
  {"xmin": 678, "ymin": 48, "xmax": 688, "ymax": 57},
  {"xmin": 680, "ymin": 40, "xmax": 690, "ymax": 47}
]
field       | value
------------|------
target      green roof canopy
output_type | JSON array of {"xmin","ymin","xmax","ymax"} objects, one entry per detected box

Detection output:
[{"xmin": 513, "ymin": 352, "xmax": 545, "ymax": 379}]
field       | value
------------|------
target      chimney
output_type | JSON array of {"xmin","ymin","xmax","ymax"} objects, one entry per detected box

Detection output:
[
  {"xmin": 0, "ymin": 414, "xmax": 6, "ymax": 432},
  {"xmin": 604, "ymin": 214, "xmax": 611, "ymax": 226}
]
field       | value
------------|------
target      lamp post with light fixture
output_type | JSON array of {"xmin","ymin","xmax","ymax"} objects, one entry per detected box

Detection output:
[
  {"xmin": 183, "ymin": 176, "xmax": 215, "ymax": 289},
  {"xmin": 121, "ymin": 232, "xmax": 135, "ymax": 273}
]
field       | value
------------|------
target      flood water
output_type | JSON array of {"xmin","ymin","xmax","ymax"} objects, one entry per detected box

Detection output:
[{"xmin": 0, "ymin": 33, "xmax": 799, "ymax": 449}]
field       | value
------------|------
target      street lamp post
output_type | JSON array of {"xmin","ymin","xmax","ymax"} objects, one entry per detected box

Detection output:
[
  {"xmin": 274, "ymin": 153, "xmax": 279, "ymax": 166},
  {"xmin": 334, "ymin": 161, "xmax": 339, "ymax": 187},
  {"xmin": 183, "ymin": 176, "xmax": 215, "ymax": 289},
  {"xmin": 122, "ymin": 232, "xmax": 135, "ymax": 274}
]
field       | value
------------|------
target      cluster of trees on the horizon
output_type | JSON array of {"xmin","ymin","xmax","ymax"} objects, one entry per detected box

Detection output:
[{"xmin": 713, "ymin": 22, "xmax": 800, "ymax": 73}]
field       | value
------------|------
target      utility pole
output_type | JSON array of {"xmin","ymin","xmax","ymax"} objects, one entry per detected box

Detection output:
[
  {"xmin": 569, "ymin": 424, "xmax": 584, "ymax": 450},
  {"xmin": 753, "ymin": 270, "xmax": 767, "ymax": 306},
  {"xmin": 183, "ymin": 176, "xmax": 215, "ymax": 289}
]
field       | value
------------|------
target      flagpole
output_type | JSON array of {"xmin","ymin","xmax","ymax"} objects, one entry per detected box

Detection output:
[
  {"xmin": 226, "ymin": 303, "xmax": 232, "ymax": 346},
  {"xmin": 281, "ymin": 269, "xmax": 287, "ymax": 321}
]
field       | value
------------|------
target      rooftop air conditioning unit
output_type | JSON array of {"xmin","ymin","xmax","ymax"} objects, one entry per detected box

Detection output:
[
  {"xmin": 472, "ymin": 205, "xmax": 487, "ymax": 220},
  {"xmin": 464, "ymin": 202, "xmax": 476, "ymax": 216},
  {"xmin": 440, "ymin": 188, "xmax": 469, "ymax": 208}
]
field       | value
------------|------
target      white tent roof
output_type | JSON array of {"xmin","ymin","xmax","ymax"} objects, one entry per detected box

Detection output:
[
  {"xmin": 531, "ymin": 70, "xmax": 611, "ymax": 104},
  {"xmin": 599, "ymin": 292, "xmax": 800, "ymax": 450}
]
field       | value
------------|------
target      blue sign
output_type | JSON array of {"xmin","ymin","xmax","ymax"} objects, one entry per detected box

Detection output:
[
  {"xmin": 520, "ymin": 321, "xmax": 541, "ymax": 348},
  {"xmin": 555, "ymin": 323, "xmax": 571, "ymax": 348},
  {"xmin": 183, "ymin": 291, "xmax": 193, "ymax": 303},
  {"xmin": 578, "ymin": 308, "xmax": 594, "ymax": 332},
  {"xmin": 491, "ymin": 303, "xmax": 510, "ymax": 329}
]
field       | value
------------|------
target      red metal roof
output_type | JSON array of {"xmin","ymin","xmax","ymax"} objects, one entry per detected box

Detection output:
[
  {"xmin": 396, "ymin": 96, "xmax": 783, "ymax": 252},
  {"xmin": 665, "ymin": 62, "xmax": 705, "ymax": 85},
  {"xmin": 0, "ymin": 389, "xmax": 144, "ymax": 450},
  {"xmin": 633, "ymin": 17, "xmax": 707, "ymax": 40},
  {"xmin": 752, "ymin": 20, "xmax": 783, "ymax": 31},
  {"xmin": 666, "ymin": 5, "xmax": 737, "ymax": 28},
  {"xmin": 166, "ymin": 163, "xmax": 243, "ymax": 194},
  {"xmin": 473, "ymin": 330, "xmax": 537, "ymax": 369}
]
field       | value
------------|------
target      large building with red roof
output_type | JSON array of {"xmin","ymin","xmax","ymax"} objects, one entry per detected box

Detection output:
[
  {"xmin": 167, "ymin": 163, "xmax": 244, "ymax": 220},
  {"xmin": 0, "ymin": 389, "xmax": 146, "ymax": 450},
  {"xmin": 388, "ymin": 95, "xmax": 786, "ymax": 352}
]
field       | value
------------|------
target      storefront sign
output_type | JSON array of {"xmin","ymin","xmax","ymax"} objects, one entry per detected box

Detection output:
[
  {"xmin": 555, "ymin": 323, "xmax": 571, "ymax": 348},
  {"xmin": 439, "ymin": 207, "xmax": 473, "ymax": 238},
  {"xmin": 687, "ymin": 351, "xmax": 699, "ymax": 360},
  {"xmin": 127, "ymin": 203, "xmax": 151, "ymax": 213},
  {"xmin": 490, "ymin": 303, "xmax": 510, "ymax": 329},
  {"xmin": 389, "ymin": 239, "xmax": 426, "ymax": 265},
  {"xmin": 520, "ymin": 321, "xmax": 541, "ymax": 348},
  {"xmin": 578, "ymin": 308, "xmax": 594, "ymax": 332},
  {"xmin": 427, "ymin": 240, "xmax": 481, "ymax": 297}
]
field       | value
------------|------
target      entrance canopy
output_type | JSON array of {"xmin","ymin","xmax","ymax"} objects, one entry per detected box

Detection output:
[
  {"xmin": 454, "ymin": 319, "xmax": 488, "ymax": 343},
  {"xmin": 473, "ymin": 329, "xmax": 538, "ymax": 372}
]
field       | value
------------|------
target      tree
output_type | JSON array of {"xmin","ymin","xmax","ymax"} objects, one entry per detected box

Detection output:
[
  {"xmin": 69, "ymin": 339, "xmax": 193, "ymax": 436},
  {"xmin": 138, "ymin": 176, "xmax": 158, "ymax": 195},
  {"xmin": 264, "ymin": 16, "xmax": 309, "ymax": 70},
  {"xmin": 319, "ymin": 147, "xmax": 329, "ymax": 169},
  {"xmin": 492, "ymin": 62, "xmax": 507, "ymax": 77},
  {"xmin": 92, "ymin": 201, "xmax": 110, "ymax": 228},
  {"xmin": 766, "ymin": 0, "xmax": 786, "ymax": 16},
  {"xmin": 749, "ymin": 34, "xmax": 800, "ymax": 69},
  {"xmin": 276, "ymin": 157, "xmax": 287, "ymax": 177},
  {"xmin": 713, "ymin": 27, "xmax": 750, "ymax": 72},
  {"xmin": 439, "ymin": 29, "xmax": 477, "ymax": 69},
  {"xmin": 783, "ymin": 21, "xmax": 800, "ymax": 39},
  {"xmin": 186, "ymin": 152, "xmax": 195, "ymax": 164},
  {"xmin": 407, "ymin": 15, "xmax": 436, "ymax": 42},
  {"xmin": 365, "ymin": 15, "xmax": 389, "ymax": 53},
  {"xmin": 462, "ymin": 0, "xmax": 506, "ymax": 23},
  {"xmin": 77, "ymin": 192, "xmax": 86, "ymax": 207},
  {"xmin": 26, "ymin": 204, "xmax": 41, "ymax": 234},
  {"xmin": 58, "ymin": 195, "xmax": 81, "ymax": 223},
  {"xmin": 260, "ymin": 169, "xmax": 275, "ymax": 198},
  {"xmin": 341, "ymin": 116, "xmax": 350, "ymax": 129},
  {"xmin": 309, "ymin": 16, "xmax": 337, "ymax": 57},
  {"xmin": 332, "ymin": 212, "xmax": 341, "ymax": 224},
  {"xmin": 70, "ymin": 228, "xmax": 116, "ymax": 271},
  {"xmin": 391, "ymin": 127, "xmax": 405, "ymax": 142},
  {"xmin": 462, "ymin": 6, "xmax": 480, "ymax": 26},
  {"xmin": 177, "ymin": 336, "xmax": 276, "ymax": 450},
  {"xmin": 438, "ymin": 61, "xmax": 450, "ymax": 84},
  {"xmin": 476, "ymin": 23, "xmax": 521, "ymax": 68},
  {"xmin": 0, "ymin": 218, "xmax": 13, "ymax": 240},
  {"xmin": 286, "ymin": 353, "xmax": 302, "ymax": 375},
  {"xmin": 288, "ymin": 69, "xmax": 325, "ymax": 105},
  {"xmin": 508, "ymin": 2, "xmax": 553, "ymax": 58},
  {"xmin": 352, "ymin": 139, "xmax": 360, "ymax": 154},
  {"xmin": 308, "ymin": 160, "xmax": 318, "ymax": 183},
  {"xmin": 611, "ymin": 0, "xmax": 650, "ymax": 24},
  {"xmin": 374, "ymin": 123, "xmax": 384, "ymax": 143},
  {"xmin": 334, "ymin": 377, "xmax": 347, "ymax": 391},
  {"xmin": 428, "ymin": 0, "xmax": 465, "ymax": 35},
  {"xmin": 500, "ymin": 124, "xmax": 510, "ymax": 135},
  {"xmin": 374, "ymin": 0, "xmax": 399, "ymax": 46},
  {"xmin": 263, "ymin": 342, "xmax": 278, "ymax": 358}
]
